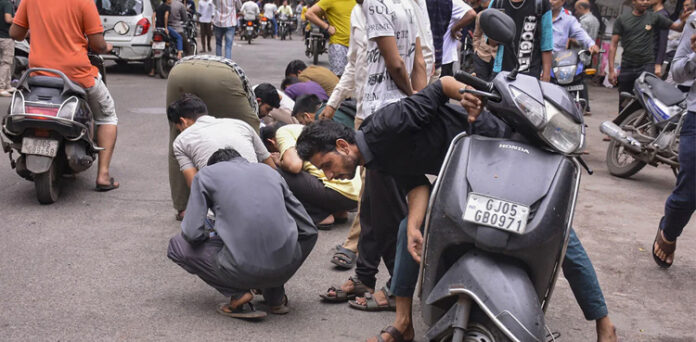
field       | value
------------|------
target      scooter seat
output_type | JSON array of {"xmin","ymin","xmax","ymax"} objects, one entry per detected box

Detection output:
[
  {"xmin": 28, "ymin": 75, "xmax": 86, "ymax": 97},
  {"xmin": 643, "ymin": 74, "xmax": 686, "ymax": 106}
]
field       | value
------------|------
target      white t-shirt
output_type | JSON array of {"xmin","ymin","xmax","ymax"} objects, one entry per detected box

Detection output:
[
  {"xmin": 361, "ymin": 0, "xmax": 419, "ymax": 119},
  {"xmin": 198, "ymin": 0, "xmax": 215, "ymax": 23},
  {"xmin": 241, "ymin": 1, "xmax": 260, "ymax": 21},
  {"xmin": 263, "ymin": 3, "xmax": 278, "ymax": 19},
  {"xmin": 443, "ymin": 0, "xmax": 472, "ymax": 65}
]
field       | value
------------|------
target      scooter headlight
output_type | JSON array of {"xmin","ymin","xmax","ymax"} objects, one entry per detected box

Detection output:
[
  {"xmin": 541, "ymin": 101, "xmax": 584, "ymax": 154},
  {"xmin": 553, "ymin": 65, "xmax": 577, "ymax": 85},
  {"xmin": 511, "ymin": 87, "xmax": 546, "ymax": 127}
]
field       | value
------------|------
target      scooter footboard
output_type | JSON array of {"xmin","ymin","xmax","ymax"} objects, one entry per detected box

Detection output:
[{"xmin": 423, "ymin": 250, "xmax": 545, "ymax": 342}]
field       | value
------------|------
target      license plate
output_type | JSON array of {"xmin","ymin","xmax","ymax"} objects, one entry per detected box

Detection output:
[
  {"xmin": 21, "ymin": 137, "xmax": 59, "ymax": 157},
  {"xmin": 152, "ymin": 42, "xmax": 165, "ymax": 50},
  {"xmin": 565, "ymin": 84, "xmax": 584, "ymax": 92},
  {"xmin": 462, "ymin": 193, "xmax": 530, "ymax": 234}
]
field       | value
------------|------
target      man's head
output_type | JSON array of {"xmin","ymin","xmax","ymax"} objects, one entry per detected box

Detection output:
[
  {"xmin": 550, "ymin": 0, "xmax": 565, "ymax": 11},
  {"xmin": 296, "ymin": 120, "xmax": 361, "ymax": 180},
  {"xmin": 254, "ymin": 83, "xmax": 281, "ymax": 118},
  {"xmin": 283, "ymin": 0, "xmax": 288, "ymax": 5},
  {"xmin": 652, "ymin": 0, "xmax": 664, "ymax": 7},
  {"xmin": 685, "ymin": 0, "xmax": 694, "ymax": 11},
  {"xmin": 207, "ymin": 148, "xmax": 242, "ymax": 166},
  {"xmin": 292, "ymin": 94, "xmax": 322, "ymax": 125},
  {"xmin": 633, "ymin": 0, "xmax": 652, "ymax": 13},
  {"xmin": 167, "ymin": 93, "xmax": 208, "ymax": 132},
  {"xmin": 259, "ymin": 122, "xmax": 286, "ymax": 152},
  {"xmin": 285, "ymin": 60, "xmax": 307, "ymax": 78},
  {"xmin": 281, "ymin": 76, "xmax": 300, "ymax": 90},
  {"xmin": 574, "ymin": 0, "xmax": 590, "ymax": 15}
]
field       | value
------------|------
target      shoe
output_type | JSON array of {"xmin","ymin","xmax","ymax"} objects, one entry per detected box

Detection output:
[{"xmin": 0, "ymin": 90, "xmax": 13, "ymax": 97}]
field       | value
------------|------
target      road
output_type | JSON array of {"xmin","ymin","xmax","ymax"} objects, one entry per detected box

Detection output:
[{"xmin": 0, "ymin": 36, "xmax": 694, "ymax": 342}]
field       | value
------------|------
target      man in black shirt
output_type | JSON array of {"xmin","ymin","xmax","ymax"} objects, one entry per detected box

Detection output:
[{"xmin": 296, "ymin": 77, "xmax": 617, "ymax": 342}]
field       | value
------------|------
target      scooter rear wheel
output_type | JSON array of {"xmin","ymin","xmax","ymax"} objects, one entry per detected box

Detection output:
[
  {"xmin": 35, "ymin": 159, "xmax": 60, "ymax": 205},
  {"xmin": 312, "ymin": 40, "xmax": 320, "ymax": 65}
]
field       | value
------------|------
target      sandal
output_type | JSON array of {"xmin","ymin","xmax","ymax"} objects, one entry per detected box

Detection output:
[
  {"xmin": 270, "ymin": 295, "xmax": 290, "ymax": 315},
  {"xmin": 95, "ymin": 177, "xmax": 119, "ymax": 192},
  {"xmin": 319, "ymin": 276, "xmax": 371, "ymax": 303},
  {"xmin": 653, "ymin": 228, "xmax": 676, "ymax": 268},
  {"xmin": 369, "ymin": 326, "xmax": 413, "ymax": 342},
  {"xmin": 216, "ymin": 301, "xmax": 267, "ymax": 319},
  {"xmin": 349, "ymin": 287, "xmax": 396, "ymax": 312},
  {"xmin": 331, "ymin": 245, "xmax": 357, "ymax": 269}
]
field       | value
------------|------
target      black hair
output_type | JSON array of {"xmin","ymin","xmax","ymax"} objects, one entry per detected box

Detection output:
[
  {"xmin": 166, "ymin": 93, "xmax": 208, "ymax": 124},
  {"xmin": 285, "ymin": 59, "xmax": 307, "ymax": 77},
  {"xmin": 576, "ymin": 1, "xmax": 590, "ymax": 10},
  {"xmin": 254, "ymin": 83, "xmax": 281, "ymax": 108},
  {"xmin": 292, "ymin": 94, "xmax": 322, "ymax": 117},
  {"xmin": 207, "ymin": 147, "xmax": 242, "ymax": 166},
  {"xmin": 260, "ymin": 122, "xmax": 286, "ymax": 150},
  {"xmin": 296, "ymin": 120, "xmax": 356, "ymax": 161},
  {"xmin": 281, "ymin": 76, "xmax": 301, "ymax": 90}
]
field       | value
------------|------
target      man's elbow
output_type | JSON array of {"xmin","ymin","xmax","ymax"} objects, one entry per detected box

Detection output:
[{"xmin": 9, "ymin": 25, "xmax": 25, "ymax": 40}]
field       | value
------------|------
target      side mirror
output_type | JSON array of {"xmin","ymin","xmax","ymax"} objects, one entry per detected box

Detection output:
[{"xmin": 479, "ymin": 9, "xmax": 516, "ymax": 45}]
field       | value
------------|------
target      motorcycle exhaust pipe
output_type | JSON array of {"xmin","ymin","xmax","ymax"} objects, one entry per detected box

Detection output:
[{"xmin": 600, "ymin": 121, "xmax": 642, "ymax": 153}]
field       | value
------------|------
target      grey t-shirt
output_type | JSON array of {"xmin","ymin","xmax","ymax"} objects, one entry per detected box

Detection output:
[
  {"xmin": 168, "ymin": 0, "xmax": 188, "ymax": 32},
  {"xmin": 173, "ymin": 115, "xmax": 270, "ymax": 171}
]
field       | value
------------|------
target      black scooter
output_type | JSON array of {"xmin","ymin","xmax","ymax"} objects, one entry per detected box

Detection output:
[{"xmin": 419, "ymin": 10, "xmax": 589, "ymax": 341}]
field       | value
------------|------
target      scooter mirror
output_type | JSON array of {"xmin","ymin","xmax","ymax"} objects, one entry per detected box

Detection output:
[{"xmin": 479, "ymin": 9, "xmax": 516, "ymax": 45}]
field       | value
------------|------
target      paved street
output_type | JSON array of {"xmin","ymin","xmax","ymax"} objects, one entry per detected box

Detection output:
[{"xmin": 0, "ymin": 36, "xmax": 694, "ymax": 342}]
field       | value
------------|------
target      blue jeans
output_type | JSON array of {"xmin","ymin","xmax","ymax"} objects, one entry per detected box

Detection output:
[
  {"xmin": 167, "ymin": 27, "xmax": 183, "ymax": 52},
  {"xmin": 660, "ymin": 112, "xmax": 696, "ymax": 241},
  {"xmin": 272, "ymin": 17, "xmax": 277, "ymax": 35},
  {"xmin": 214, "ymin": 26, "xmax": 235, "ymax": 59},
  {"xmin": 390, "ymin": 219, "xmax": 608, "ymax": 321}
]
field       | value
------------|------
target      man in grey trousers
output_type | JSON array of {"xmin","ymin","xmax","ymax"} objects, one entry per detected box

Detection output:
[{"xmin": 167, "ymin": 147, "xmax": 318, "ymax": 319}]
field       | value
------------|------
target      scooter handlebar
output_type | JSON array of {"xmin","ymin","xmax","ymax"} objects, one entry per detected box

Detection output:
[{"xmin": 454, "ymin": 71, "xmax": 492, "ymax": 92}]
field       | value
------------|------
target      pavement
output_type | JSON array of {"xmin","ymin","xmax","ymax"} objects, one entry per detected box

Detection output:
[{"xmin": 0, "ymin": 35, "xmax": 694, "ymax": 342}]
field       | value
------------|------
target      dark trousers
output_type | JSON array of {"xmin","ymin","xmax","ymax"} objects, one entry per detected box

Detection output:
[
  {"xmin": 390, "ymin": 219, "xmax": 608, "ymax": 321},
  {"xmin": 199, "ymin": 22, "xmax": 213, "ymax": 51},
  {"xmin": 660, "ymin": 112, "xmax": 696, "ymax": 241},
  {"xmin": 441, "ymin": 63, "xmax": 454, "ymax": 77},
  {"xmin": 473, "ymin": 53, "xmax": 494, "ymax": 81},
  {"xmin": 617, "ymin": 64, "xmax": 653, "ymax": 111},
  {"xmin": 277, "ymin": 169, "xmax": 358, "ymax": 224},
  {"xmin": 167, "ymin": 234, "xmax": 286, "ymax": 306},
  {"xmin": 355, "ymin": 168, "xmax": 408, "ymax": 289}
]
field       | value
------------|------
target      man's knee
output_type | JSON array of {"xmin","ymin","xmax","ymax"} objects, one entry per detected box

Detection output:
[
  {"xmin": 167, "ymin": 234, "xmax": 189, "ymax": 264},
  {"xmin": 87, "ymin": 79, "xmax": 118, "ymax": 126}
]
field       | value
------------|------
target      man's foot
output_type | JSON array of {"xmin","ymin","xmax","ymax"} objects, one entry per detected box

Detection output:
[
  {"xmin": 366, "ymin": 325, "xmax": 414, "ymax": 342},
  {"xmin": 175, "ymin": 210, "xmax": 185, "ymax": 221},
  {"xmin": 177, "ymin": 51, "xmax": 183, "ymax": 59},
  {"xmin": 349, "ymin": 287, "xmax": 396, "ymax": 311},
  {"xmin": 0, "ymin": 89, "xmax": 13, "ymax": 97},
  {"xmin": 269, "ymin": 295, "xmax": 290, "ymax": 315},
  {"xmin": 333, "ymin": 211, "xmax": 349, "ymax": 224},
  {"xmin": 217, "ymin": 292, "xmax": 267, "ymax": 319},
  {"xmin": 596, "ymin": 316, "xmax": 617, "ymax": 342},
  {"xmin": 653, "ymin": 228, "xmax": 676, "ymax": 268},
  {"xmin": 317, "ymin": 215, "xmax": 334, "ymax": 230},
  {"xmin": 95, "ymin": 177, "xmax": 119, "ymax": 192},
  {"xmin": 320, "ymin": 276, "xmax": 372, "ymax": 302}
]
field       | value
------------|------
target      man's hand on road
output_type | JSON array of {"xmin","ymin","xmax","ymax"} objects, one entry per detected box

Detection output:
[
  {"xmin": 319, "ymin": 105, "xmax": 336, "ymax": 120},
  {"xmin": 407, "ymin": 227, "xmax": 424, "ymax": 264}
]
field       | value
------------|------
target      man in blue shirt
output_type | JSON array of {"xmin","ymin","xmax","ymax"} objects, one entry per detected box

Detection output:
[{"xmin": 550, "ymin": 0, "xmax": 598, "ymax": 52}]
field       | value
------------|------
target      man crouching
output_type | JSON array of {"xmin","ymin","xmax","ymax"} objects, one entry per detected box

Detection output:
[{"xmin": 167, "ymin": 147, "xmax": 318, "ymax": 319}]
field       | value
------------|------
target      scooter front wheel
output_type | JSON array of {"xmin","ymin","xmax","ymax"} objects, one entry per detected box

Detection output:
[
  {"xmin": 435, "ymin": 312, "xmax": 510, "ymax": 342},
  {"xmin": 34, "ymin": 159, "xmax": 60, "ymax": 204}
]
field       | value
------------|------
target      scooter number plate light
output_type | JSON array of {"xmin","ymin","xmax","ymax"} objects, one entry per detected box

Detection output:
[
  {"xmin": 463, "ymin": 193, "xmax": 530, "ymax": 234},
  {"xmin": 21, "ymin": 137, "xmax": 59, "ymax": 158},
  {"xmin": 152, "ymin": 42, "xmax": 166, "ymax": 50}
]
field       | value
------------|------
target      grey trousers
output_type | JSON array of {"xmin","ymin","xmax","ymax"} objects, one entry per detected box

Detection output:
[{"xmin": 167, "ymin": 234, "xmax": 285, "ymax": 306}]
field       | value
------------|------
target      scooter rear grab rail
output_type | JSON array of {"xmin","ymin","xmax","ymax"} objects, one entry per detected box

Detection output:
[{"xmin": 16, "ymin": 68, "xmax": 85, "ymax": 96}]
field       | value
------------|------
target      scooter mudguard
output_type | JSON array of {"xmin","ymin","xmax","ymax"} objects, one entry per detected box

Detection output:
[
  {"xmin": 25, "ymin": 154, "xmax": 53, "ymax": 174},
  {"xmin": 425, "ymin": 250, "xmax": 545, "ymax": 342}
]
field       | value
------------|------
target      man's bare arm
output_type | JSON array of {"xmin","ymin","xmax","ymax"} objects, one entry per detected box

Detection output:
[
  {"xmin": 280, "ymin": 147, "xmax": 304, "ymax": 174},
  {"xmin": 375, "ymin": 36, "xmax": 413, "ymax": 96},
  {"xmin": 9, "ymin": 23, "xmax": 27, "ymax": 40},
  {"xmin": 306, "ymin": 5, "xmax": 334, "ymax": 34},
  {"xmin": 87, "ymin": 32, "xmax": 112, "ymax": 54},
  {"xmin": 406, "ymin": 184, "xmax": 430, "ymax": 264},
  {"xmin": 541, "ymin": 51, "xmax": 552, "ymax": 82},
  {"xmin": 262, "ymin": 156, "xmax": 278, "ymax": 169},
  {"xmin": 440, "ymin": 76, "xmax": 483, "ymax": 122},
  {"xmin": 450, "ymin": 9, "xmax": 477, "ymax": 40},
  {"xmin": 4, "ymin": 12, "xmax": 12, "ymax": 24},
  {"xmin": 182, "ymin": 168, "xmax": 198, "ymax": 188},
  {"xmin": 608, "ymin": 34, "xmax": 620, "ymax": 85},
  {"xmin": 411, "ymin": 38, "xmax": 427, "ymax": 91},
  {"xmin": 670, "ymin": 9, "xmax": 694, "ymax": 32}
]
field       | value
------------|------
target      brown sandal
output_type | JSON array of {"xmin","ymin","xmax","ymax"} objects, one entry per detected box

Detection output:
[
  {"xmin": 320, "ymin": 276, "xmax": 371, "ymax": 302},
  {"xmin": 369, "ymin": 326, "xmax": 412, "ymax": 342},
  {"xmin": 653, "ymin": 228, "xmax": 676, "ymax": 268}
]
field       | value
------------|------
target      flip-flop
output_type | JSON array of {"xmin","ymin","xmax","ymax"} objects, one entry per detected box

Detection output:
[
  {"xmin": 331, "ymin": 245, "xmax": 357, "ymax": 269},
  {"xmin": 95, "ymin": 177, "xmax": 119, "ymax": 192},
  {"xmin": 371, "ymin": 326, "xmax": 413, "ymax": 342},
  {"xmin": 216, "ymin": 302, "xmax": 267, "ymax": 319},
  {"xmin": 652, "ymin": 228, "xmax": 676, "ymax": 268},
  {"xmin": 320, "ymin": 276, "xmax": 371, "ymax": 303},
  {"xmin": 349, "ymin": 287, "xmax": 396, "ymax": 312},
  {"xmin": 317, "ymin": 223, "xmax": 334, "ymax": 230}
]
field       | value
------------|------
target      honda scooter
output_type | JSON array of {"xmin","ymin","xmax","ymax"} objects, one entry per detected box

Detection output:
[{"xmin": 418, "ymin": 10, "xmax": 589, "ymax": 341}]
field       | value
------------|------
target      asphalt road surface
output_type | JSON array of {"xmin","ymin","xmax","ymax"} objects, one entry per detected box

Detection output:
[{"xmin": 0, "ymin": 36, "xmax": 694, "ymax": 342}]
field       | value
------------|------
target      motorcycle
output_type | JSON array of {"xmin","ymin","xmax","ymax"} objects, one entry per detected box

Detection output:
[
  {"xmin": 550, "ymin": 49, "xmax": 601, "ymax": 115},
  {"xmin": 600, "ymin": 72, "xmax": 686, "ymax": 178},
  {"xmin": 241, "ymin": 19, "xmax": 258, "ymax": 44},
  {"xmin": 184, "ymin": 12, "xmax": 199, "ymax": 56},
  {"xmin": 260, "ymin": 16, "xmax": 273, "ymax": 38},
  {"xmin": 458, "ymin": 31, "xmax": 475, "ymax": 74},
  {"xmin": 278, "ymin": 14, "xmax": 292, "ymax": 40},
  {"xmin": 418, "ymin": 9, "xmax": 589, "ymax": 341},
  {"xmin": 0, "ymin": 56, "xmax": 106, "ymax": 204},
  {"xmin": 151, "ymin": 28, "xmax": 179, "ymax": 78},
  {"xmin": 305, "ymin": 22, "xmax": 327, "ymax": 65}
]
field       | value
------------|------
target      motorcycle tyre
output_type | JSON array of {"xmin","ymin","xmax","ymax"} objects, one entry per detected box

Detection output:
[
  {"xmin": 312, "ymin": 40, "xmax": 319, "ymax": 65},
  {"xmin": 188, "ymin": 40, "xmax": 197, "ymax": 56},
  {"xmin": 435, "ymin": 311, "xmax": 511, "ymax": 342},
  {"xmin": 156, "ymin": 57, "xmax": 172, "ymax": 79},
  {"xmin": 606, "ymin": 110, "xmax": 653, "ymax": 178},
  {"xmin": 34, "ymin": 159, "xmax": 60, "ymax": 205}
]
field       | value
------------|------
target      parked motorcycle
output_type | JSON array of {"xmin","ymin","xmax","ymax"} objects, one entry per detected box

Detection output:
[
  {"xmin": 0, "ymin": 57, "xmax": 106, "ymax": 204},
  {"xmin": 305, "ymin": 22, "xmax": 327, "ymax": 65},
  {"xmin": 600, "ymin": 72, "xmax": 686, "ymax": 178},
  {"xmin": 151, "ymin": 28, "xmax": 179, "ymax": 78},
  {"xmin": 278, "ymin": 14, "xmax": 292, "ymax": 40},
  {"xmin": 184, "ymin": 12, "xmax": 199, "ymax": 56},
  {"xmin": 260, "ymin": 16, "xmax": 273, "ymax": 38},
  {"xmin": 241, "ymin": 20, "xmax": 258, "ymax": 44},
  {"xmin": 418, "ymin": 10, "xmax": 589, "ymax": 341},
  {"xmin": 550, "ymin": 49, "xmax": 601, "ymax": 115}
]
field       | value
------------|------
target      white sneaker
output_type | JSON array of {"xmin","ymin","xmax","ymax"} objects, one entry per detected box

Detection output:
[{"xmin": 0, "ymin": 90, "xmax": 12, "ymax": 97}]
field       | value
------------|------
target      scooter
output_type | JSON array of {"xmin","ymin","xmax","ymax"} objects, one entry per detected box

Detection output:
[
  {"xmin": 0, "ymin": 60, "xmax": 105, "ymax": 204},
  {"xmin": 418, "ymin": 9, "xmax": 588, "ymax": 341},
  {"xmin": 550, "ymin": 49, "xmax": 601, "ymax": 115},
  {"xmin": 241, "ymin": 19, "xmax": 259, "ymax": 44},
  {"xmin": 151, "ymin": 28, "xmax": 179, "ymax": 78}
]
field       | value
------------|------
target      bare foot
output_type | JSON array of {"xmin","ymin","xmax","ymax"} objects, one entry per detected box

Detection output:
[
  {"xmin": 353, "ymin": 288, "xmax": 389, "ymax": 307},
  {"xmin": 596, "ymin": 316, "xmax": 617, "ymax": 342},
  {"xmin": 653, "ymin": 230, "xmax": 676, "ymax": 265},
  {"xmin": 319, "ymin": 215, "xmax": 335, "ymax": 225},
  {"xmin": 219, "ymin": 292, "xmax": 254, "ymax": 313},
  {"xmin": 366, "ymin": 324, "xmax": 414, "ymax": 342},
  {"xmin": 326, "ymin": 278, "xmax": 372, "ymax": 298},
  {"xmin": 96, "ymin": 175, "xmax": 119, "ymax": 188}
]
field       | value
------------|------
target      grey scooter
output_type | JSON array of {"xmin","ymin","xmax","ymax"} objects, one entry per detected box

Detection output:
[{"xmin": 418, "ymin": 10, "xmax": 591, "ymax": 342}]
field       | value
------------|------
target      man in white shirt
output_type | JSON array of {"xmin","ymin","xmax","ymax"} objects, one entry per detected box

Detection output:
[
  {"xmin": 212, "ymin": 0, "xmax": 242, "ymax": 59},
  {"xmin": 263, "ymin": 1, "xmax": 278, "ymax": 37},
  {"xmin": 198, "ymin": 0, "xmax": 215, "ymax": 52},
  {"xmin": 408, "ymin": 0, "xmax": 437, "ymax": 83},
  {"xmin": 441, "ymin": 0, "xmax": 476, "ymax": 77}
]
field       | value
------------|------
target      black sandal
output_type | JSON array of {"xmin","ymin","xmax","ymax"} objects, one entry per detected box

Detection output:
[
  {"xmin": 331, "ymin": 245, "xmax": 357, "ymax": 269},
  {"xmin": 320, "ymin": 276, "xmax": 371, "ymax": 302},
  {"xmin": 653, "ymin": 228, "xmax": 676, "ymax": 268},
  {"xmin": 371, "ymin": 326, "xmax": 412, "ymax": 342}
]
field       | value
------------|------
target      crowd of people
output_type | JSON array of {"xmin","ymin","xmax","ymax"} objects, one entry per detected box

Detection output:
[{"xmin": 3, "ymin": 0, "xmax": 694, "ymax": 340}]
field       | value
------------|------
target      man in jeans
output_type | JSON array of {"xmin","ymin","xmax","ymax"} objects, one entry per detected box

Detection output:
[
  {"xmin": 608, "ymin": 0, "xmax": 691, "ymax": 111},
  {"xmin": 11, "ymin": 0, "xmax": 119, "ymax": 191},
  {"xmin": 168, "ymin": 0, "xmax": 190, "ymax": 54},
  {"xmin": 0, "ymin": 0, "xmax": 13, "ymax": 97},
  {"xmin": 652, "ymin": 15, "xmax": 696, "ymax": 269},
  {"xmin": 305, "ymin": 0, "xmax": 353, "ymax": 76},
  {"xmin": 213, "ymin": 0, "xmax": 242, "ymax": 58}
]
